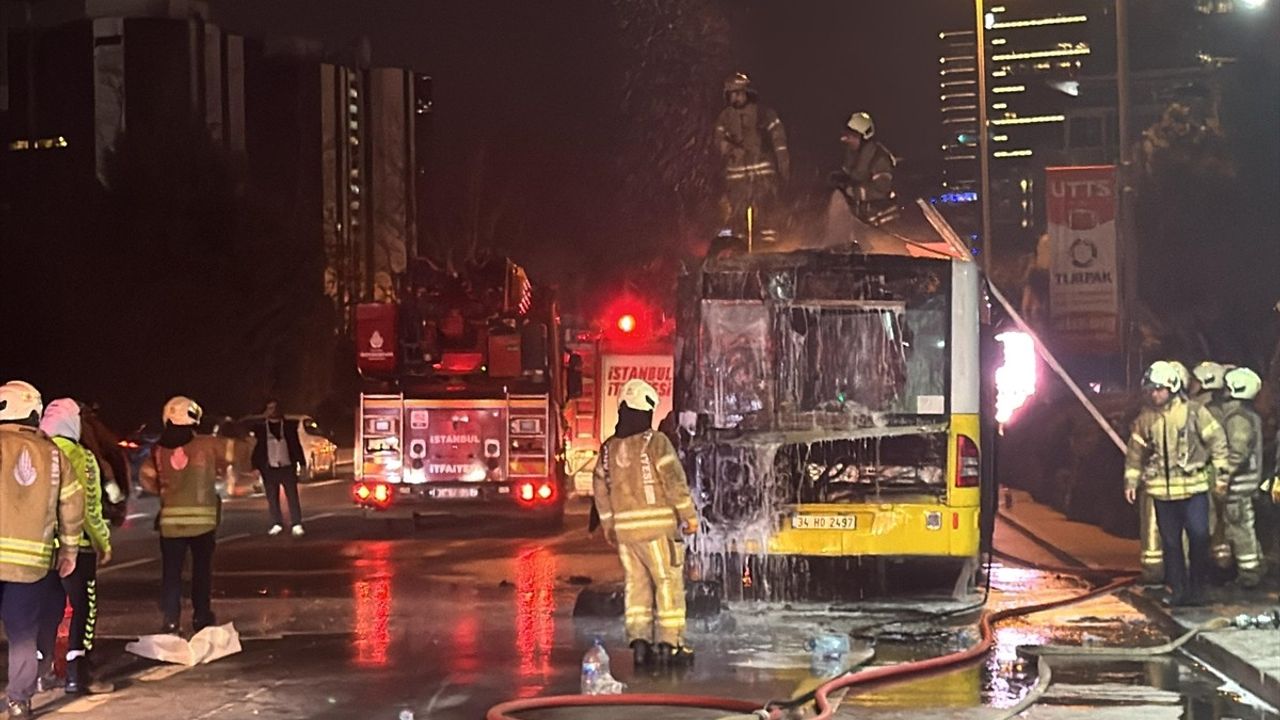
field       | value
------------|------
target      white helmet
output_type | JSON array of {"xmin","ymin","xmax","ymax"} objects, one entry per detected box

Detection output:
[
  {"xmin": 1191, "ymin": 361, "xmax": 1226, "ymax": 391},
  {"xmin": 844, "ymin": 112, "xmax": 875, "ymax": 140},
  {"xmin": 39, "ymin": 398, "xmax": 82, "ymax": 441},
  {"xmin": 0, "ymin": 381, "xmax": 43, "ymax": 423},
  {"xmin": 163, "ymin": 396, "xmax": 203, "ymax": 427},
  {"xmin": 619, "ymin": 379, "xmax": 660, "ymax": 412},
  {"xmin": 1224, "ymin": 367, "xmax": 1262, "ymax": 401},
  {"xmin": 1164, "ymin": 360, "xmax": 1190, "ymax": 395},
  {"xmin": 1143, "ymin": 361, "xmax": 1184, "ymax": 394}
]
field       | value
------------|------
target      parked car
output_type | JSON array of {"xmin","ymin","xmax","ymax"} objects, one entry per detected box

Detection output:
[{"xmin": 236, "ymin": 414, "xmax": 338, "ymax": 481}]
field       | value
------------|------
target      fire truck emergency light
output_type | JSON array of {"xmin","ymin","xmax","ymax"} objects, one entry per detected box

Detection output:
[{"xmin": 616, "ymin": 314, "xmax": 637, "ymax": 334}]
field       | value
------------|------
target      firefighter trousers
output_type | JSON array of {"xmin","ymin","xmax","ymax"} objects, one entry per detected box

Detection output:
[
  {"xmin": 618, "ymin": 538, "xmax": 685, "ymax": 646},
  {"xmin": 37, "ymin": 550, "xmax": 99, "ymax": 677},
  {"xmin": 1138, "ymin": 488, "xmax": 1164, "ymax": 581},
  {"xmin": 722, "ymin": 174, "xmax": 780, "ymax": 239},
  {"xmin": 1, "ymin": 577, "xmax": 47, "ymax": 702},
  {"xmin": 1211, "ymin": 492, "xmax": 1262, "ymax": 586}
]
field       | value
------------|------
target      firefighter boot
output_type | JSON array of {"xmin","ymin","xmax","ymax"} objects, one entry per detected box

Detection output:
[
  {"xmin": 630, "ymin": 639, "xmax": 653, "ymax": 668},
  {"xmin": 6, "ymin": 698, "xmax": 32, "ymax": 718},
  {"xmin": 671, "ymin": 645, "xmax": 695, "ymax": 667},
  {"xmin": 65, "ymin": 659, "xmax": 114, "ymax": 696}
]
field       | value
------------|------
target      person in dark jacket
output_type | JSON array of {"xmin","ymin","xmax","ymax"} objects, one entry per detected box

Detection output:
[{"xmin": 249, "ymin": 399, "xmax": 307, "ymax": 537}]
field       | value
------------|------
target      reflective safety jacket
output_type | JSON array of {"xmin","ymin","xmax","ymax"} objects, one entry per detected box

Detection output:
[
  {"xmin": 1124, "ymin": 397, "xmax": 1228, "ymax": 501},
  {"xmin": 839, "ymin": 140, "xmax": 896, "ymax": 204},
  {"xmin": 1220, "ymin": 400, "xmax": 1262, "ymax": 496},
  {"xmin": 50, "ymin": 437, "xmax": 111, "ymax": 554},
  {"xmin": 0, "ymin": 424, "xmax": 85, "ymax": 582},
  {"xmin": 715, "ymin": 103, "xmax": 790, "ymax": 184},
  {"xmin": 593, "ymin": 431, "xmax": 697, "ymax": 544},
  {"xmin": 144, "ymin": 436, "xmax": 221, "ymax": 538}
]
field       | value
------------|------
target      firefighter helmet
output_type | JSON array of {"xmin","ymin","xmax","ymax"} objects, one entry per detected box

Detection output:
[
  {"xmin": 163, "ymin": 396, "xmax": 203, "ymax": 427},
  {"xmin": 844, "ymin": 112, "xmax": 876, "ymax": 140},
  {"xmin": 1224, "ymin": 367, "xmax": 1262, "ymax": 401},
  {"xmin": 0, "ymin": 381, "xmax": 43, "ymax": 423},
  {"xmin": 1143, "ymin": 361, "xmax": 1184, "ymax": 394},
  {"xmin": 620, "ymin": 379, "xmax": 660, "ymax": 412},
  {"xmin": 723, "ymin": 72, "xmax": 753, "ymax": 97},
  {"xmin": 1165, "ymin": 360, "xmax": 1190, "ymax": 395},
  {"xmin": 1191, "ymin": 361, "xmax": 1226, "ymax": 391}
]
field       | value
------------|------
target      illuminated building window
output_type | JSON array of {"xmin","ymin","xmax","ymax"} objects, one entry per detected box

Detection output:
[
  {"xmin": 991, "ymin": 14, "xmax": 1088, "ymax": 30},
  {"xmin": 992, "ymin": 85, "xmax": 1026, "ymax": 94},
  {"xmin": 992, "ymin": 134, "xmax": 1010, "ymax": 142},
  {"xmin": 994, "ymin": 149, "xmax": 1034, "ymax": 158},
  {"xmin": 992, "ymin": 46, "xmax": 1090, "ymax": 62},
  {"xmin": 992, "ymin": 102, "xmax": 1008, "ymax": 110},
  {"xmin": 991, "ymin": 38, "xmax": 1008, "ymax": 46},
  {"xmin": 990, "ymin": 114, "xmax": 1065, "ymax": 126}
]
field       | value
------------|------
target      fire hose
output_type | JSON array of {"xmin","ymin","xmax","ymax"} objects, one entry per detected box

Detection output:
[{"xmin": 485, "ymin": 570, "xmax": 1139, "ymax": 720}]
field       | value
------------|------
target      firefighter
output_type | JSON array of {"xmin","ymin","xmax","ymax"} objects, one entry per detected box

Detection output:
[
  {"xmin": 1216, "ymin": 367, "xmax": 1265, "ymax": 588},
  {"xmin": 715, "ymin": 72, "xmax": 790, "ymax": 242},
  {"xmin": 1123, "ymin": 361, "xmax": 1229, "ymax": 606},
  {"xmin": 1134, "ymin": 359, "xmax": 1196, "ymax": 583},
  {"xmin": 1190, "ymin": 361, "xmax": 1227, "ymax": 412},
  {"xmin": 1190, "ymin": 361, "xmax": 1236, "ymax": 573},
  {"xmin": 831, "ymin": 112, "xmax": 898, "ymax": 226},
  {"xmin": 139, "ymin": 397, "xmax": 220, "ymax": 634},
  {"xmin": 593, "ymin": 379, "xmax": 698, "ymax": 667},
  {"xmin": 36, "ymin": 399, "xmax": 114, "ymax": 695},
  {"xmin": 0, "ymin": 382, "xmax": 84, "ymax": 718}
]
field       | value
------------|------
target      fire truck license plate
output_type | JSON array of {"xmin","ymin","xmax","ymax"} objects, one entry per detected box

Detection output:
[
  {"xmin": 431, "ymin": 487, "xmax": 479, "ymax": 500},
  {"xmin": 791, "ymin": 515, "xmax": 856, "ymax": 530}
]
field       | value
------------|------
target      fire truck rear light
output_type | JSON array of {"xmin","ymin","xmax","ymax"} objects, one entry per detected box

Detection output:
[
  {"xmin": 373, "ymin": 483, "xmax": 390, "ymax": 503},
  {"xmin": 354, "ymin": 483, "xmax": 372, "ymax": 501},
  {"xmin": 536, "ymin": 483, "xmax": 553, "ymax": 500},
  {"xmin": 519, "ymin": 483, "xmax": 535, "ymax": 501}
]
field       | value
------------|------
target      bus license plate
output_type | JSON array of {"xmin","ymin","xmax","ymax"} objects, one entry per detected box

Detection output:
[
  {"xmin": 431, "ymin": 487, "xmax": 479, "ymax": 500},
  {"xmin": 791, "ymin": 514, "xmax": 856, "ymax": 530}
]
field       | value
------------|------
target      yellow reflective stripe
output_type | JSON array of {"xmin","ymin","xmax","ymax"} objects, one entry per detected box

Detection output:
[
  {"xmin": 615, "ymin": 508, "xmax": 676, "ymax": 519},
  {"xmin": 656, "ymin": 456, "xmax": 678, "ymax": 469},
  {"xmin": 1130, "ymin": 434, "xmax": 1147, "ymax": 447},
  {"xmin": 674, "ymin": 499, "xmax": 694, "ymax": 510},
  {"xmin": 60, "ymin": 482, "xmax": 82, "ymax": 500},
  {"xmin": 0, "ymin": 537, "xmax": 51, "ymax": 553},
  {"xmin": 163, "ymin": 507, "xmax": 217, "ymax": 516},
  {"xmin": 0, "ymin": 552, "xmax": 52, "ymax": 568}
]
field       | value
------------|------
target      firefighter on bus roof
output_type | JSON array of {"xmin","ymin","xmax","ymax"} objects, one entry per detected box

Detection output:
[{"xmin": 593, "ymin": 379, "xmax": 698, "ymax": 668}]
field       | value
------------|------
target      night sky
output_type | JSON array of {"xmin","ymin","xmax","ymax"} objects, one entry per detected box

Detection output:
[{"xmin": 210, "ymin": 0, "xmax": 971, "ymax": 283}]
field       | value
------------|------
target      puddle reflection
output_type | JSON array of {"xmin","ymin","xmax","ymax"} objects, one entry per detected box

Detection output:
[
  {"xmin": 353, "ymin": 541, "xmax": 394, "ymax": 668},
  {"xmin": 515, "ymin": 546, "xmax": 557, "ymax": 698}
]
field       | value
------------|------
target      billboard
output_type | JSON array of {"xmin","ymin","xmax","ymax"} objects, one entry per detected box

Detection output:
[
  {"xmin": 599, "ymin": 354, "xmax": 675, "ymax": 441},
  {"xmin": 1046, "ymin": 165, "xmax": 1120, "ymax": 353}
]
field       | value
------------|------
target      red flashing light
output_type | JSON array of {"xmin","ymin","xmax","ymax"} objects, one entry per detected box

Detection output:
[
  {"xmin": 354, "ymin": 483, "xmax": 372, "ymax": 501},
  {"xmin": 519, "ymin": 483, "xmax": 535, "ymax": 501},
  {"xmin": 616, "ymin": 314, "xmax": 637, "ymax": 334},
  {"xmin": 536, "ymin": 483, "xmax": 553, "ymax": 500}
]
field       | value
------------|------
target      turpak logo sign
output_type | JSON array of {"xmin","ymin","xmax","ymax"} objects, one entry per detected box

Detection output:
[{"xmin": 1046, "ymin": 165, "xmax": 1120, "ymax": 353}]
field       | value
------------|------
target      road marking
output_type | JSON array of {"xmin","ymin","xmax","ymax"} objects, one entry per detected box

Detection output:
[
  {"xmin": 97, "ymin": 557, "xmax": 155, "ymax": 576},
  {"xmin": 304, "ymin": 479, "xmax": 347, "ymax": 488},
  {"xmin": 126, "ymin": 512, "xmax": 150, "ymax": 521},
  {"xmin": 220, "ymin": 532, "xmax": 253, "ymax": 544}
]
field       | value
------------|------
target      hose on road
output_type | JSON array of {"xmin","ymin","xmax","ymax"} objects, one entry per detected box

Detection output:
[{"xmin": 485, "ymin": 571, "xmax": 1138, "ymax": 720}]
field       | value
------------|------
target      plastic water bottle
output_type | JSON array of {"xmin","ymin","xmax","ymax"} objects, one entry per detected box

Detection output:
[
  {"xmin": 580, "ymin": 638, "xmax": 611, "ymax": 695},
  {"xmin": 806, "ymin": 633, "xmax": 850, "ymax": 676}
]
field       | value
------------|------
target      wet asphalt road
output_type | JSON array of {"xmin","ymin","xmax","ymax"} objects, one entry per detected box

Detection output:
[{"xmin": 12, "ymin": 474, "xmax": 1277, "ymax": 720}]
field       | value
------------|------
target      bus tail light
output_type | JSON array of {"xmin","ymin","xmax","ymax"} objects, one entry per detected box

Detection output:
[{"xmin": 955, "ymin": 435, "xmax": 980, "ymax": 488}]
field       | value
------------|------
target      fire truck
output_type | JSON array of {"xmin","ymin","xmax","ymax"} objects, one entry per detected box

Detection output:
[
  {"xmin": 563, "ymin": 299, "xmax": 676, "ymax": 495},
  {"xmin": 351, "ymin": 258, "xmax": 574, "ymax": 528}
]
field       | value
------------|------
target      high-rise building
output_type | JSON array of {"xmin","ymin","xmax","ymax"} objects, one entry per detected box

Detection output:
[{"xmin": 938, "ymin": 2, "xmax": 1111, "ymax": 255}]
